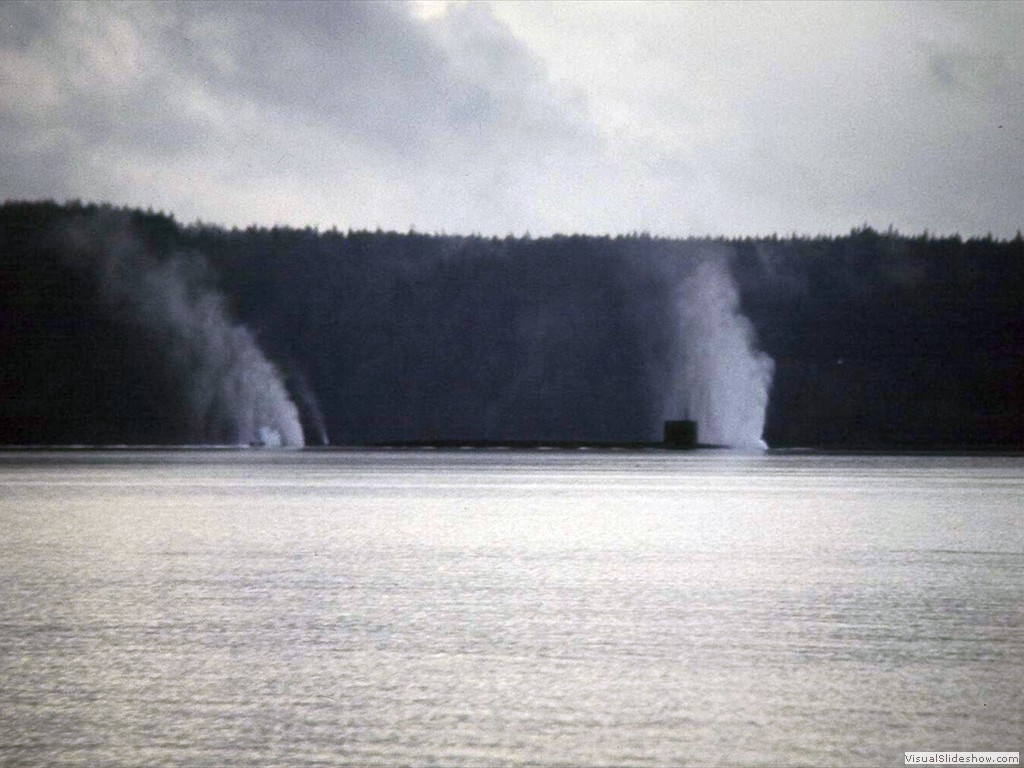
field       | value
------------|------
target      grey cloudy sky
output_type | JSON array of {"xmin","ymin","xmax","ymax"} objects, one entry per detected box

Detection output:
[{"xmin": 1, "ymin": 0, "xmax": 1022, "ymax": 236}]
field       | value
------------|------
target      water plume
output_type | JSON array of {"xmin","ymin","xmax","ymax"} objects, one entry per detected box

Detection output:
[
  {"xmin": 289, "ymin": 367, "xmax": 330, "ymax": 445},
  {"xmin": 665, "ymin": 252, "xmax": 774, "ymax": 449},
  {"xmin": 64, "ymin": 219, "xmax": 304, "ymax": 447}
]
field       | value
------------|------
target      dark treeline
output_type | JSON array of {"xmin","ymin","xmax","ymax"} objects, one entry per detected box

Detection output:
[
  {"xmin": 731, "ymin": 227, "xmax": 1024, "ymax": 447},
  {"xmin": 2, "ymin": 200, "xmax": 1022, "ymax": 448}
]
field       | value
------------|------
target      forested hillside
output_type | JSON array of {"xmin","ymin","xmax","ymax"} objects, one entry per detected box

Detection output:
[{"xmin": 2, "ymin": 201, "xmax": 1021, "ymax": 448}]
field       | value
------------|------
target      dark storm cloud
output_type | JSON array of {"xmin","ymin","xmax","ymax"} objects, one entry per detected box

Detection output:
[
  {"xmin": 1, "ymin": 2, "xmax": 219, "ymax": 195},
  {"xmin": 173, "ymin": 2, "xmax": 457, "ymax": 154},
  {"xmin": 2, "ymin": 1, "xmax": 1021, "ymax": 235},
  {"xmin": 0, "ymin": 0, "xmax": 599, "ymax": 230}
]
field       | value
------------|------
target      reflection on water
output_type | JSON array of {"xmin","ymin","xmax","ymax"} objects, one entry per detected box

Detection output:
[{"xmin": 1, "ymin": 451, "xmax": 1021, "ymax": 766}]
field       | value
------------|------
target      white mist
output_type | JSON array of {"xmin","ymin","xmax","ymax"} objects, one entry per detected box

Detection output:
[
  {"xmin": 665, "ymin": 253, "xmax": 774, "ymax": 449},
  {"xmin": 69, "ymin": 222, "xmax": 305, "ymax": 447}
]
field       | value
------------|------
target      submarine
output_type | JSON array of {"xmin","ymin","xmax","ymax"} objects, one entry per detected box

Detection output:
[{"xmin": 356, "ymin": 420, "xmax": 720, "ymax": 451}]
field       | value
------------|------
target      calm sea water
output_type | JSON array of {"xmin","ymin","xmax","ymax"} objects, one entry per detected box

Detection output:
[{"xmin": 0, "ymin": 450, "xmax": 1021, "ymax": 767}]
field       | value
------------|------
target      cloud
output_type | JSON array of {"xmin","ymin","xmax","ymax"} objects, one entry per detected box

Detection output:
[
  {"xmin": 489, "ymin": 0, "xmax": 1024, "ymax": 236},
  {"xmin": 1, "ymin": 0, "xmax": 1021, "ymax": 236},
  {"xmin": 0, "ymin": 1, "xmax": 601, "ymax": 230}
]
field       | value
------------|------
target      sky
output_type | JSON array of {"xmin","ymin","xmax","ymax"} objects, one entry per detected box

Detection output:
[{"xmin": 1, "ymin": 0, "xmax": 1022, "ymax": 237}]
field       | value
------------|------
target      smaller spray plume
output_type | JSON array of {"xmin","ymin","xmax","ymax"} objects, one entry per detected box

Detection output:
[
  {"xmin": 666, "ymin": 253, "xmax": 774, "ymax": 449},
  {"xmin": 289, "ymin": 367, "xmax": 330, "ymax": 445}
]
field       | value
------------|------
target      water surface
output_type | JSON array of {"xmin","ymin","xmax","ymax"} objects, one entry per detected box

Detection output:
[{"xmin": 1, "ymin": 450, "xmax": 1021, "ymax": 766}]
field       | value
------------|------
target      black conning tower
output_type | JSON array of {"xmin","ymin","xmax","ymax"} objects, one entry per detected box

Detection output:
[{"xmin": 663, "ymin": 420, "xmax": 698, "ymax": 449}]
